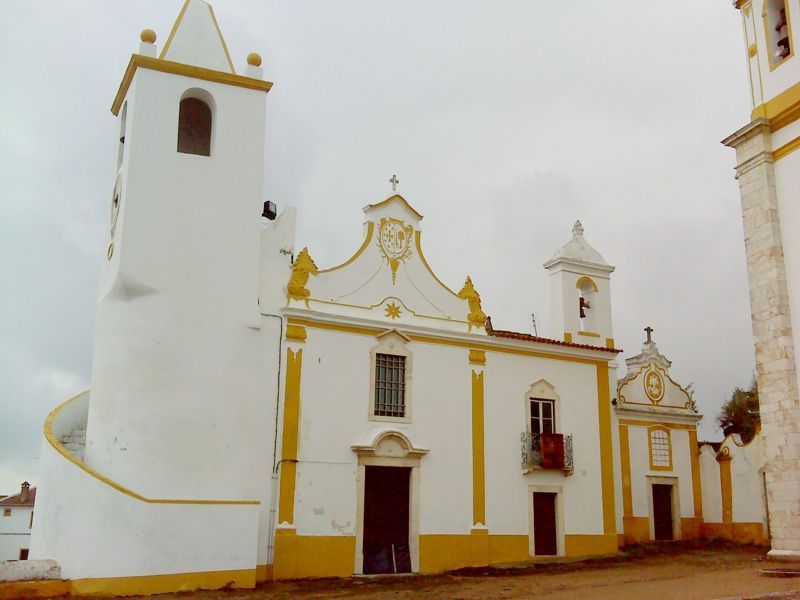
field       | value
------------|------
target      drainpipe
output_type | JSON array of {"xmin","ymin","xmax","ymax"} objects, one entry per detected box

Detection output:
[{"xmin": 261, "ymin": 312, "xmax": 283, "ymax": 565}]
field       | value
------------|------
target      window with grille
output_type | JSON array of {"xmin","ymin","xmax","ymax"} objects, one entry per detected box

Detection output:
[
  {"xmin": 649, "ymin": 428, "xmax": 671, "ymax": 469},
  {"xmin": 374, "ymin": 353, "xmax": 406, "ymax": 417},
  {"xmin": 530, "ymin": 398, "xmax": 556, "ymax": 434}
]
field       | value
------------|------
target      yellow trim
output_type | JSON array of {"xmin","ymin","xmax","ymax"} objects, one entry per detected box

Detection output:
[
  {"xmin": 317, "ymin": 222, "xmax": 375, "ymax": 273},
  {"xmin": 774, "ymin": 133, "xmax": 800, "ymax": 159},
  {"xmin": 619, "ymin": 424, "xmax": 633, "ymax": 519},
  {"xmin": 278, "ymin": 349, "xmax": 303, "ymax": 524},
  {"xmin": 469, "ymin": 349, "xmax": 486, "ymax": 365},
  {"xmin": 564, "ymin": 533, "xmax": 618, "ymax": 556},
  {"xmin": 367, "ymin": 194, "xmax": 423, "ymax": 219},
  {"xmin": 0, "ymin": 580, "xmax": 71, "ymax": 599},
  {"xmin": 158, "ymin": 0, "xmax": 191, "ymax": 60},
  {"xmin": 207, "ymin": 2, "xmax": 236, "ymax": 74},
  {"xmin": 70, "ymin": 569, "xmax": 255, "ymax": 596},
  {"xmin": 254, "ymin": 564, "xmax": 271, "ymax": 583},
  {"xmin": 762, "ymin": 0, "xmax": 794, "ymax": 72},
  {"xmin": 718, "ymin": 454, "xmax": 733, "ymax": 524},
  {"xmin": 287, "ymin": 317, "xmax": 612, "ymax": 366},
  {"xmin": 647, "ymin": 425, "xmax": 673, "ymax": 471},
  {"xmin": 308, "ymin": 294, "xmax": 470, "ymax": 325},
  {"xmin": 471, "ymin": 370, "xmax": 486, "ymax": 527},
  {"xmin": 605, "ymin": 337, "xmax": 615, "ymax": 349},
  {"xmin": 273, "ymin": 532, "xmax": 355, "ymax": 579},
  {"xmin": 688, "ymin": 429, "xmax": 703, "ymax": 519},
  {"xmin": 44, "ymin": 392, "xmax": 258, "ymax": 505},
  {"xmin": 596, "ymin": 364, "xmax": 617, "ymax": 535},
  {"xmin": 751, "ymin": 80, "xmax": 800, "ymax": 130},
  {"xmin": 564, "ymin": 332, "xmax": 573, "ymax": 343},
  {"xmin": 618, "ymin": 419, "xmax": 697, "ymax": 430},
  {"xmin": 578, "ymin": 331, "xmax": 601, "ymax": 338},
  {"xmin": 285, "ymin": 324, "xmax": 306, "ymax": 342},
  {"xmin": 111, "ymin": 55, "xmax": 271, "ymax": 116},
  {"xmin": 415, "ymin": 231, "xmax": 460, "ymax": 298},
  {"xmin": 575, "ymin": 275, "xmax": 599, "ymax": 292}
]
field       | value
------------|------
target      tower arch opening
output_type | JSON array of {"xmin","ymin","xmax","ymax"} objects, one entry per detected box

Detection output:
[{"xmin": 177, "ymin": 88, "xmax": 215, "ymax": 156}]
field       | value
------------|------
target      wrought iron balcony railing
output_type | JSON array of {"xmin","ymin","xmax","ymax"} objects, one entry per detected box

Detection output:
[{"xmin": 521, "ymin": 432, "xmax": 573, "ymax": 473}]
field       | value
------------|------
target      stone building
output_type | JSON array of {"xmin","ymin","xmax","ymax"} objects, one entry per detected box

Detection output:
[{"xmin": 723, "ymin": 0, "xmax": 800, "ymax": 559}]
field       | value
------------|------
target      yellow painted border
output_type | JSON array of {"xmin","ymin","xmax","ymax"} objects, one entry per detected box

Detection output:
[
  {"xmin": 158, "ymin": 0, "xmax": 191, "ymax": 60},
  {"xmin": 287, "ymin": 317, "xmax": 614, "ymax": 366},
  {"xmin": 70, "ymin": 568, "xmax": 255, "ymax": 596},
  {"xmin": 207, "ymin": 2, "xmax": 236, "ymax": 73},
  {"xmin": 774, "ymin": 133, "xmax": 800, "ymax": 159},
  {"xmin": 596, "ymin": 364, "xmax": 617, "ymax": 535},
  {"xmin": 158, "ymin": 0, "xmax": 236, "ymax": 73},
  {"xmin": 578, "ymin": 331, "xmax": 601, "ymax": 338},
  {"xmin": 111, "ymin": 55, "xmax": 271, "ymax": 115},
  {"xmin": 44, "ymin": 392, "xmax": 258, "ymax": 505},
  {"xmin": 688, "ymin": 429, "xmax": 703, "ymax": 519},
  {"xmin": 367, "ymin": 194, "xmax": 423, "ymax": 220},
  {"xmin": 575, "ymin": 275, "xmax": 599, "ymax": 292},
  {"xmin": 317, "ymin": 222, "xmax": 375, "ymax": 273},
  {"xmin": 415, "ymin": 231, "xmax": 460, "ymax": 298},
  {"xmin": 471, "ymin": 370, "xmax": 486, "ymax": 527},
  {"xmin": 751, "ymin": 80, "xmax": 800, "ymax": 130},
  {"xmin": 762, "ymin": 0, "xmax": 794, "ymax": 72},
  {"xmin": 618, "ymin": 419, "xmax": 696, "ymax": 430},
  {"xmin": 647, "ymin": 425, "xmax": 673, "ymax": 471},
  {"xmin": 278, "ymin": 348, "xmax": 303, "ymax": 524},
  {"xmin": 285, "ymin": 324, "xmax": 306, "ymax": 342},
  {"xmin": 469, "ymin": 349, "xmax": 486, "ymax": 365}
]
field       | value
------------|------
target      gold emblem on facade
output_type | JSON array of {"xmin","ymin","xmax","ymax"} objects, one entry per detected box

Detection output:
[
  {"xmin": 644, "ymin": 368, "xmax": 665, "ymax": 403},
  {"xmin": 378, "ymin": 218, "xmax": 413, "ymax": 284},
  {"xmin": 385, "ymin": 302, "xmax": 402, "ymax": 320}
]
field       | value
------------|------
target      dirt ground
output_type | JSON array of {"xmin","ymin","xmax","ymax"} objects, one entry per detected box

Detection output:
[{"xmin": 143, "ymin": 542, "xmax": 800, "ymax": 600}]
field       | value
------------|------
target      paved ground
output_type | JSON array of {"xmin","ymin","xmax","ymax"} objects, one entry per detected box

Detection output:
[{"xmin": 144, "ymin": 542, "xmax": 800, "ymax": 600}]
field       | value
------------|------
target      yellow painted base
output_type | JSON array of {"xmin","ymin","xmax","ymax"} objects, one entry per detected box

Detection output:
[
  {"xmin": 273, "ymin": 530, "xmax": 356, "ymax": 580},
  {"xmin": 255, "ymin": 563, "xmax": 272, "ymax": 583},
  {"xmin": 702, "ymin": 522, "xmax": 768, "ymax": 544},
  {"xmin": 680, "ymin": 517, "xmax": 703, "ymax": 540},
  {"xmin": 565, "ymin": 533, "xmax": 619, "ymax": 556},
  {"xmin": 0, "ymin": 580, "xmax": 71, "ymax": 599},
  {"xmin": 70, "ymin": 568, "xmax": 254, "ymax": 597},
  {"xmin": 623, "ymin": 516, "xmax": 651, "ymax": 544}
]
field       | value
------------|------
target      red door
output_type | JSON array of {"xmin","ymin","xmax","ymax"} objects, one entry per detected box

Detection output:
[{"xmin": 533, "ymin": 492, "xmax": 558, "ymax": 555}]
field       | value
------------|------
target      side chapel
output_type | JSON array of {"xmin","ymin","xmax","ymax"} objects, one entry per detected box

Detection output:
[{"xmin": 25, "ymin": 1, "xmax": 768, "ymax": 595}]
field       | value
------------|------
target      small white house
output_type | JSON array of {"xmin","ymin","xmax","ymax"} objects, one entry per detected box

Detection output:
[{"xmin": 0, "ymin": 483, "xmax": 35, "ymax": 561}]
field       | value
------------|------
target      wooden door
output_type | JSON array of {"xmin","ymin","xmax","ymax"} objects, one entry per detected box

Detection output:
[
  {"xmin": 652, "ymin": 484, "xmax": 674, "ymax": 541},
  {"xmin": 533, "ymin": 492, "xmax": 558, "ymax": 555}
]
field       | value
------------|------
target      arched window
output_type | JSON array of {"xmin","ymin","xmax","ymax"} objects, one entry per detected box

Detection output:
[
  {"xmin": 764, "ymin": 0, "xmax": 793, "ymax": 67},
  {"xmin": 648, "ymin": 426, "xmax": 672, "ymax": 470},
  {"xmin": 576, "ymin": 276, "xmax": 598, "ymax": 334},
  {"xmin": 177, "ymin": 97, "xmax": 212, "ymax": 156}
]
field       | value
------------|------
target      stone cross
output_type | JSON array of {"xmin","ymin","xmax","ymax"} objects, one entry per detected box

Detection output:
[
  {"xmin": 390, "ymin": 174, "xmax": 399, "ymax": 192},
  {"xmin": 645, "ymin": 326, "xmax": 654, "ymax": 343}
]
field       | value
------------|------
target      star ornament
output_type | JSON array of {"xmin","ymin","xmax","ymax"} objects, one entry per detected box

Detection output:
[{"xmin": 385, "ymin": 303, "xmax": 402, "ymax": 320}]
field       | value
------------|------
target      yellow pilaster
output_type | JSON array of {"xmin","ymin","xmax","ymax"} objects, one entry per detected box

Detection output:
[
  {"xmin": 719, "ymin": 454, "xmax": 733, "ymax": 524},
  {"xmin": 596, "ymin": 363, "xmax": 617, "ymax": 537},
  {"xmin": 689, "ymin": 428, "xmax": 703, "ymax": 520},
  {"xmin": 278, "ymin": 348, "xmax": 303, "ymax": 525},
  {"xmin": 471, "ymin": 370, "xmax": 486, "ymax": 527}
]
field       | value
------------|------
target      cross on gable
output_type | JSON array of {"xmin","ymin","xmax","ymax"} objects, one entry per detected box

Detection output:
[
  {"xmin": 645, "ymin": 326, "xmax": 654, "ymax": 343},
  {"xmin": 389, "ymin": 174, "xmax": 399, "ymax": 192}
]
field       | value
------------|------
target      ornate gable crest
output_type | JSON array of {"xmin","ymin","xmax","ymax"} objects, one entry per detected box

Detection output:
[{"xmin": 378, "ymin": 218, "xmax": 414, "ymax": 284}]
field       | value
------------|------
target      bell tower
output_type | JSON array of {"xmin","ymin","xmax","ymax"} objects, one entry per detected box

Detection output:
[
  {"xmin": 543, "ymin": 220, "xmax": 615, "ymax": 349},
  {"xmin": 83, "ymin": 0, "xmax": 274, "ymax": 499}
]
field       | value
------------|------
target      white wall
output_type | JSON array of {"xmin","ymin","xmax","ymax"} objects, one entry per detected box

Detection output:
[{"xmin": 0, "ymin": 507, "xmax": 32, "ymax": 561}]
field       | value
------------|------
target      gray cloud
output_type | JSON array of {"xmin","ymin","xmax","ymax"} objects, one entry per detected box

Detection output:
[{"xmin": 0, "ymin": 0, "xmax": 752, "ymax": 491}]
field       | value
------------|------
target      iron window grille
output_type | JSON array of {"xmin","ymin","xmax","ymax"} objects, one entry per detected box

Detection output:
[{"xmin": 374, "ymin": 353, "xmax": 406, "ymax": 417}]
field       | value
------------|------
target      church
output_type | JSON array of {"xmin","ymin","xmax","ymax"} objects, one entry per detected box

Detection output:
[{"xmin": 22, "ymin": 1, "xmax": 769, "ymax": 596}]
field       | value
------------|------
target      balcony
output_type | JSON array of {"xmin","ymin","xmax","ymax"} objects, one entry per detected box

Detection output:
[{"xmin": 521, "ymin": 432, "xmax": 573, "ymax": 474}]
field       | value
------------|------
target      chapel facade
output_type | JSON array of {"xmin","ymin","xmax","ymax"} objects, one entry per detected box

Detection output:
[{"xmin": 24, "ymin": 1, "xmax": 769, "ymax": 595}]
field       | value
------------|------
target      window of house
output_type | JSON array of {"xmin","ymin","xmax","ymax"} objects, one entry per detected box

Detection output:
[
  {"xmin": 177, "ymin": 97, "xmax": 212, "ymax": 156},
  {"xmin": 370, "ymin": 331, "xmax": 412, "ymax": 422},
  {"xmin": 530, "ymin": 398, "xmax": 556, "ymax": 434},
  {"xmin": 29, "ymin": 511, "xmax": 34, "ymax": 529},
  {"xmin": 649, "ymin": 427, "xmax": 672, "ymax": 470},
  {"xmin": 764, "ymin": 0, "xmax": 793, "ymax": 67},
  {"xmin": 374, "ymin": 353, "xmax": 406, "ymax": 417},
  {"xmin": 19, "ymin": 549, "xmax": 29, "ymax": 560},
  {"xmin": 2, "ymin": 508, "xmax": 10, "ymax": 517}
]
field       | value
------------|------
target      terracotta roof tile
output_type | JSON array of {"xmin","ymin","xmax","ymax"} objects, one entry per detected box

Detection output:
[
  {"xmin": 0, "ymin": 488, "xmax": 36, "ymax": 507},
  {"xmin": 489, "ymin": 329, "xmax": 622, "ymax": 354}
]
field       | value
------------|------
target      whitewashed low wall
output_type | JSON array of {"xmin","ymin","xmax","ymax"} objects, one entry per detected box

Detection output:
[{"xmin": 30, "ymin": 393, "xmax": 260, "ymax": 580}]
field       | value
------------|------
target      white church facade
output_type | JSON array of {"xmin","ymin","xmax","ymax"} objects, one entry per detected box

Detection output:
[{"xmin": 17, "ymin": 1, "xmax": 770, "ymax": 596}]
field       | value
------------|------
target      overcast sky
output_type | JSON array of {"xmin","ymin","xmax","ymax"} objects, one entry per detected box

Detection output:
[{"xmin": 0, "ymin": 1, "xmax": 753, "ymax": 494}]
